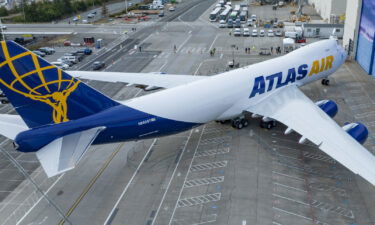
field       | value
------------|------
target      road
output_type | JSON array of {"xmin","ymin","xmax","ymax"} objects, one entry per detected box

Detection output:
[{"xmin": 0, "ymin": 1, "xmax": 374, "ymax": 225}]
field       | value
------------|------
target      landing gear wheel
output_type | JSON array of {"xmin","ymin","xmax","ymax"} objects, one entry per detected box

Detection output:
[
  {"xmin": 241, "ymin": 119, "xmax": 249, "ymax": 127},
  {"xmin": 321, "ymin": 79, "xmax": 330, "ymax": 86},
  {"xmin": 260, "ymin": 121, "xmax": 277, "ymax": 129},
  {"xmin": 232, "ymin": 120, "xmax": 240, "ymax": 128}
]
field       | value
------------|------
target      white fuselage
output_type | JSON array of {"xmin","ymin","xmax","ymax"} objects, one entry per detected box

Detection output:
[{"xmin": 124, "ymin": 39, "xmax": 347, "ymax": 123}]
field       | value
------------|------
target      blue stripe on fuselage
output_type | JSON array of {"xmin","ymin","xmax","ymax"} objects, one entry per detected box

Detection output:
[{"xmin": 15, "ymin": 104, "xmax": 200, "ymax": 152}]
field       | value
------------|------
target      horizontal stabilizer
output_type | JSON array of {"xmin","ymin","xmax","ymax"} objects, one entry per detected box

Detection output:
[
  {"xmin": 0, "ymin": 114, "xmax": 28, "ymax": 140},
  {"xmin": 36, "ymin": 127, "xmax": 105, "ymax": 177}
]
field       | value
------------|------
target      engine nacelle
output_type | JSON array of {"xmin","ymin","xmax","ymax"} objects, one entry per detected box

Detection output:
[
  {"xmin": 342, "ymin": 122, "xmax": 368, "ymax": 144},
  {"xmin": 316, "ymin": 100, "xmax": 338, "ymax": 118}
]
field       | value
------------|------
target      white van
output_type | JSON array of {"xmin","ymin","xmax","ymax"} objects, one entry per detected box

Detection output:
[
  {"xmin": 285, "ymin": 31, "xmax": 297, "ymax": 38},
  {"xmin": 60, "ymin": 56, "xmax": 78, "ymax": 64}
]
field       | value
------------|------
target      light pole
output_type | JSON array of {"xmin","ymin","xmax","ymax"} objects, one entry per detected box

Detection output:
[
  {"xmin": 125, "ymin": 0, "xmax": 128, "ymax": 14},
  {"xmin": 0, "ymin": 18, "xmax": 5, "ymax": 41}
]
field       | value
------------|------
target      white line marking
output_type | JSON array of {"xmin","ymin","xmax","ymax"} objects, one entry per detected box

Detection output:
[
  {"xmin": 158, "ymin": 60, "xmax": 168, "ymax": 71},
  {"xmin": 272, "ymin": 171, "xmax": 304, "ymax": 181},
  {"xmin": 242, "ymin": 220, "xmax": 247, "ymax": 225},
  {"xmin": 177, "ymin": 35, "xmax": 192, "ymax": 53},
  {"xmin": 168, "ymin": 126, "xmax": 206, "ymax": 225},
  {"xmin": 150, "ymin": 129, "xmax": 194, "ymax": 225},
  {"xmin": 194, "ymin": 61, "xmax": 204, "ymax": 75},
  {"xmin": 103, "ymin": 139, "xmax": 157, "ymax": 225},
  {"xmin": 209, "ymin": 34, "xmax": 218, "ymax": 51},
  {"xmin": 273, "ymin": 207, "xmax": 313, "ymax": 221},
  {"xmin": 16, "ymin": 175, "xmax": 64, "ymax": 225},
  {"xmin": 274, "ymin": 182, "xmax": 307, "ymax": 193},
  {"xmin": 273, "ymin": 193, "xmax": 309, "ymax": 206}
]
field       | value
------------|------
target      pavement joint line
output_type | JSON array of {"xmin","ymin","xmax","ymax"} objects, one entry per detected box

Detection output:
[
  {"xmin": 167, "ymin": 125, "xmax": 206, "ymax": 225},
  {"xmin": 58, "ymin": 142, "xmax": 125, "ymax": 225},
  {"xmin": 103, "ymin": 139, "xmax": 157, "ymax": 225}
]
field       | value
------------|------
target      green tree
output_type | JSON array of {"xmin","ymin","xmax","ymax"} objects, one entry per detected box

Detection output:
[{"xmin": 0, "ymin": 7, "xmax": 9, "ymax": 17}]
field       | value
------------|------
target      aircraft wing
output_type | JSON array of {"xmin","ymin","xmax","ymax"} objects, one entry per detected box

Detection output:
[
  {"xmin": 69, "ymin": 71, "xmax": 205, "ymax": 89},
  {"xmin": 246, "ymin": 85, "xmax": 375, "ymax": 185},
  {"xmin": 36, "ymin": 127, "xmax": 105, "ymax": 177}
]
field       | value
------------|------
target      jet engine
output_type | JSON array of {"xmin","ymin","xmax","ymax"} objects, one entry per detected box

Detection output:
[
  {"xmin": 315, "ymin": 100, "xmax": 338, "ymax": 118},
  {"xmin": 342, "ymin": 122, "xmax": 368, "ymax": 144}
]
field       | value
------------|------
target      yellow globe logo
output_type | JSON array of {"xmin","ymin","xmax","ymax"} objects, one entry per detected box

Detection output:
[{"xmin": 0, "ymin": 41, "xmax": 80, "ymax": 123}]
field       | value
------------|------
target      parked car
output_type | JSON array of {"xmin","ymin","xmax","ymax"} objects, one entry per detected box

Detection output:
[
  {"xmin": 247, "ymin": 19, "xmax": 253, "ymax": 27},
  {"xmin": 65, "ymin": 52, "xmax": 84, "ymax": 61},
  {"xmin": 275, "ymin": 30, "xmax": 282, "ymax": 36},
  {"xmin": 259, "ymin": 29, "xmax": 265, "ymax": 37},
  {"xmin": 234, "ymin": 19, "xmax": 241, "ymax": 28},
  {"xmin": 57, "ymin": 58, "xmax": 74, "ymax": 67},
  {"xmin": 51, "ymin": 61, "xmax": 69, "ymax": 70},
  {"xmin": 158, "ymin": 11, "xmax": 164, "ymax": 17},
  {"xmin": 32, "ymin": 50, "xmax": 46, "ymax": 57},
  {"xmin": 78, "ymin": 48, "xmax": 92, "ymax": 55},
  {"xmin": 87, "ymin": 13, "xmax": 95, "ymax": 18},
  {"xmin": 251, "ymin": 29, "xmax": 258, "ymax": 37},
  {"xmin": 73, "ymin": 16, "xmax": 79, "ymax": 22},
  {"xmin": 92, "ymin": 61, "xmax": 105, "ymax": 70},
  {"xmin": 267, "ymin": 29, "xmax": 274, "ymax": 37},
  {"xmin": 158, "ymin": 5, "xmax": 164, "ymax": 9},
  {"xmin": 219, "ymin": 20, "xmax": 226, "ymax": 28},
  {"xmin": 169, "ymin": 7, "xmax": 175, "ymax": 11},
  {"xmin": 82, "ymin": 19, "xmax": 88, "ymax": 23},
  {"xmin": 63, "ymin": 40, "xmax": 71, "ymax": 46},
  {"xmin": 227, "ymin": 18, "xmax": 234, "ymax": 28},
  {"xmin": 0, "ymin": 92, "xmax": 9, "ymax": 104},
  {"xmin": 251, "ymin": 14, "xmax": 257, "ymax": 21},
  {"xmin": 234, "ymin": 28, "xmax": 241, "ymax": 36},
  {"xmin": 0, "ymin": 25, "xmax": 7, "ymax": 30},
  {"xmin": 295, "ymin": 36, "xmax": 306, "ymax": 43},
  {"xmin": 243, "ymin": 28, "xmax": 250, "ymax": 36},
  {"xmin": 38, "ymin": 47, "xmax": 55, "ymax": 55}
]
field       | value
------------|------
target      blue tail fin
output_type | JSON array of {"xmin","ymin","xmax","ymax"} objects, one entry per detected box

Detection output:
[{"xmin": 0, "ymin": 41, "xmax": 119, "ymax": 128}]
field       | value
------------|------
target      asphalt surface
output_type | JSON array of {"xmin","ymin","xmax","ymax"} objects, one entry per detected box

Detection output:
[{"xmin": 0, "ymin": 1, "xmax": 374, "ymax": 225}]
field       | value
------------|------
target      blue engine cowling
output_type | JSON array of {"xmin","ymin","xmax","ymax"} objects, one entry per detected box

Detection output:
[
  {"xmin": 342, "ymin": 122, "xmax": 369, "ymax": 144},
  {"xmin": 316, "ymin": 100, "xmax": 338, "ymax": 118}
]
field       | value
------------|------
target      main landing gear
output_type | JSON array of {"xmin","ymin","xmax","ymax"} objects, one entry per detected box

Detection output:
[
  {"xmin": 321, "ymin": 78, "xmax": 330, "ymax": 86},
  {"xmin": 260, "ymin": 120, "xmax": 277, "ymax": 130},
  {"xmin": 231, "ymin": 117, "xmax": 249, "ymax": 129}
]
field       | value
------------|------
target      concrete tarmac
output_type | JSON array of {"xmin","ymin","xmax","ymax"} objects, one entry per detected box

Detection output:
[{"xmin": 0, "ymin": 1, "xmax": 374, "ymax": 225}]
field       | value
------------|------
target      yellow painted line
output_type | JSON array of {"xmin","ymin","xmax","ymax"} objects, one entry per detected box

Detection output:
[{"xmin": 58, "ymin": 143, "xmax": 124, "ymax": 225}]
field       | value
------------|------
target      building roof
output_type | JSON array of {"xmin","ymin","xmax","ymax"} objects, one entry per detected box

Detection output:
[{"xmin": 303, "ymin": 23, "xmax": 344, "ymax": 28}]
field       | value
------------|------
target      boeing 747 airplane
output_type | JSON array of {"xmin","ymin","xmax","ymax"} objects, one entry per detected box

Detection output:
[{"xmin": 0, "ymin": 40, "xmax": 374, "ymax": 186}]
